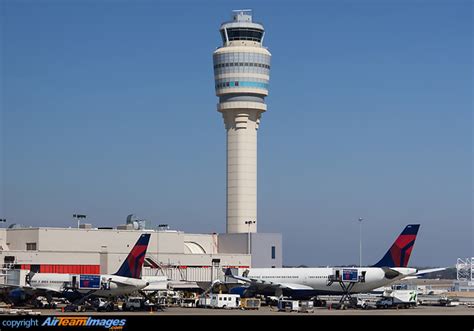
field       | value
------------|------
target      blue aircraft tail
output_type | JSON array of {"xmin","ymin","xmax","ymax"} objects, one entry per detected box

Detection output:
[
  {"xmin": 113, "ymin": 233, "xmax": 151, "ymax": 279},
  {"xmin": 372, "ymin": 224, "xmax": 420, "ymax": 268}
]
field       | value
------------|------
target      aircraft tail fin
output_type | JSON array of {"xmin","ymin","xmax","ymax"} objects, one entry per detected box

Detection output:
[
  {"xmin": 224, "ymin": 268, "xmax": 235, "ymax": 277},
  {"xmin": 113, "ymin": 233, "xmax": 151, "ymax": 279},
  {"xmin": 372, "ymin": 224, "xmax": 420, "ymax": 268}
]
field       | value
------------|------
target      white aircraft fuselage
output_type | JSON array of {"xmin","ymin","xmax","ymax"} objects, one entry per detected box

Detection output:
[
  {"xmin": 243, "ymin": 267, "xmax": 416, "ymax": 297},
  {"xmin": 28, "ymin": 273, "xmax": 149, "ymax": 298}
]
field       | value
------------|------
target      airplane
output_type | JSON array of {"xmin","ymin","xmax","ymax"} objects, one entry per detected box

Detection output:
[
  {"xmin": 224, "ymin": 224, "xmax": 445, "ymax": 300},
  {"xmin": 3, "ymin": 233, "xmax": 163, "ymax": 308}
]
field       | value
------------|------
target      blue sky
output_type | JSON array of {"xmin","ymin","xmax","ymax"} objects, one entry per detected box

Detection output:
[{"xmin": 1, "ymin": 0, "xmax": 472, "ymax": 267}]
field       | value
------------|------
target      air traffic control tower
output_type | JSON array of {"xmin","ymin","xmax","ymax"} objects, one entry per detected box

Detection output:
[{"xmin": 213, "ymin": 10, "xmax": 271, "ymax": 234}]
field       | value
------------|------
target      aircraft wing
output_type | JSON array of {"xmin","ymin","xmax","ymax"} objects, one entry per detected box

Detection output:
[
  {"xmin": 416, "ymin": 268, "xmax": 447, "ymax": 275},
  {"xmin": 274, "ymin": 283, "xmax": 314, "ymax": 290},
  {"xmin": 401, "ymin": 268, "xmax": 448, "ymax": 280},
  {"xmin": 0, "ymin": 284, "xmax": 62, "ymax": 297},
  {"xmin": 108, "ymin": 279, "xmax": 134, "ymax": 287},
  {"xmin": 0, "ymin": 284, "xmax": 23, "ymax": 289},
  {"xmin": 225, "ymin": 273, "xmax": 255, "ymax": 284},
  {"xmin": 108, "ymin": 278, "xmax": 144, "ymax": 288},
  {"xmin": 0, "ymin": 284, "xmax": 38, "ymax": 292}
]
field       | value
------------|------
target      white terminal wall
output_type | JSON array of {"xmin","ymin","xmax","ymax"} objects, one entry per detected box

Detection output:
[
  {"xmin": 218, "ymin": 233, "xmax": 282, "ymax": 268},
  {"xmin": 4, "ymin": 229, "xmax": 39, "ymax": 251},
  {"xmin": 0, "ymin": 228, "xmax": 251, "ymax": 277},
  {"xmin": 0, "ymin": 229, "xmax": 7, "ymax": 250},
  {"xmin": 35, "ymin": 228, "xmax": 184, "ymax": 254}
]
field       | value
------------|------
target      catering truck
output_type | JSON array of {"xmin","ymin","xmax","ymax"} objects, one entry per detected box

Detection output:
[
  {"xmin": 209, "ymin": 294, "xmax": 240, "ymax": 309},
  {"xmin": 376, "ymin": 289, "xmax": 418, "ymax": 309}
]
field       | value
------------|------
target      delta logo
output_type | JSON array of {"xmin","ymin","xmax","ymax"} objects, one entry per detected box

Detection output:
[{"xmin": 42, "ymin": 317, "xmax": 126, "ymax": 329}]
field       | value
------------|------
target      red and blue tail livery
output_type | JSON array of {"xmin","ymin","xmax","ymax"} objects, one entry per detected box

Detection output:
[
  {"xmin": 372, "ymin": 224, "xmax": 420, "ymax": 268},
  {"xmin": 113, "ymin": 234, "xmax": 151, "ymax": 279}
]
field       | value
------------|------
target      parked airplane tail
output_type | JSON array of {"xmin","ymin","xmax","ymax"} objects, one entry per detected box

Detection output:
[
  {"xmin": 113, "ymin": 233, "xmax": 151, "ymax": 279},
  {"xmin": 372, "ymin": 224, "xmax": 420, "ymax": 268},
  {"xmin": 224, "ymin": 268, "xmax": 235, "ymax": 277}
]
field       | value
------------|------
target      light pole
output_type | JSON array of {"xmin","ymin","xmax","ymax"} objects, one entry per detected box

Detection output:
[
  {"xmin": 358, "ymin": 218, "xmax": 363, "ymax": 267},
  {"xmin": 73, "ymin": 214, "xmax": 86, "ymax": 229},
  {"xmin": 244, "ymin": 220, "xmax": 256, "ymax": 255}
]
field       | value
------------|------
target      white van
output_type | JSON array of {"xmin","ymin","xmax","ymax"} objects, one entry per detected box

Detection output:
[{"xmin": 209, "ymin": 294, "xmax": 240, "ymax": 309}]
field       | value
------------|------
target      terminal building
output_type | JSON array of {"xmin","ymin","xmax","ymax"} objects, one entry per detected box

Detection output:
[
  {"xmin": 0, "ymin": 219, "xmax": 281, "ymax": 285},
  {"xmin": 0, "ymin": 10, "xmax": 282, "ymax": 286},
  {"xmin": 0, "ymin": 223, "xmax": 280, "ymax": 284}
]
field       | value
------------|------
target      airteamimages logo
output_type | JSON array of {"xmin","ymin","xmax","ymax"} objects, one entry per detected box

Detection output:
[{"xmin": 42, "ymin": 317, "xmax": 126, "ymax": 329}]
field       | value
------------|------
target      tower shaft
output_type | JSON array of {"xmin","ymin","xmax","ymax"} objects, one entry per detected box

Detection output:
[{"xmin": 223, "ymin": 108, "xmax": 261, "ymax": 233}]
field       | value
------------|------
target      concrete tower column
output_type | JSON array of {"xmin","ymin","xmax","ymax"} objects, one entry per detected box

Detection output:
[{"xmin": 213, "ymin": 10, "xmax": 271, "ymax": 234}]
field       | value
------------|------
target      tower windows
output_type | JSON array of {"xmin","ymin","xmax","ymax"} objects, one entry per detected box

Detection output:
[
  {"xmin": 212, "ymin": 61, "xmax": 271, "ymax": 75},
  {"xmin": 215, "ymin": 80, "xmax": 269, "ymax": 90},
  {"xmin": 223, "ymin": 28, "xmax": 263, "ymax": 43}
]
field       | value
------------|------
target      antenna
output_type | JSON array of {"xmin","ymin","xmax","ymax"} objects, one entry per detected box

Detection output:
[
  {"xmin": 232, "ymin": 9, "xmax": 253, "ymax": 22},
  {"xmin": 232, "ymin": 9, "xmax": 252, "ymax": 13}
]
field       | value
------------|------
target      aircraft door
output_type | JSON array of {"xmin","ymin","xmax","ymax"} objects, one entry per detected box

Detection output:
[
  {"xmin": 72, "ymin": 276, "xmax": 77, "ymax": 289},
  {"xmin": 101, "ymin": 278, "xmax": 110, "ymax": 290}
]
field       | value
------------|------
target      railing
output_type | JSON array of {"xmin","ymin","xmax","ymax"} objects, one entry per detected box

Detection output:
[{"xmin": 327, "ymin": 274, "xmax": 365, "ymax": 284}]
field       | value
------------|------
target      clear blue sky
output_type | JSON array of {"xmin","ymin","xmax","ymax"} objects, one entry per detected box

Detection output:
[{"xmin": 1, "ymin": 0, "xmax": 472, "ymax": 267}]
